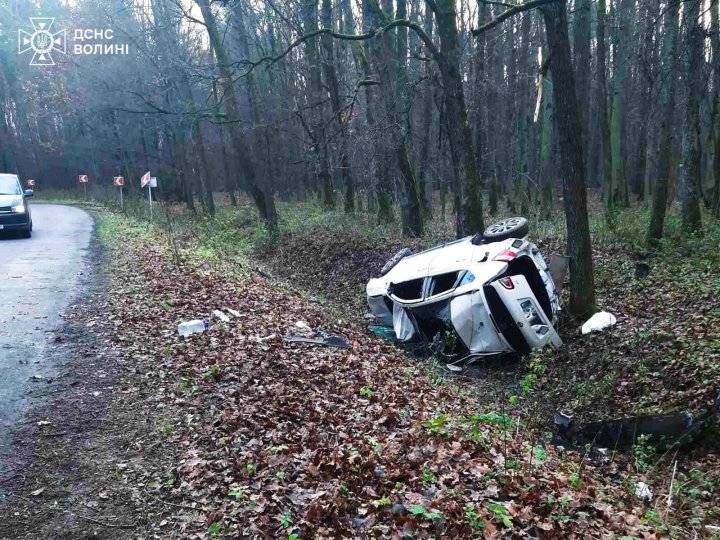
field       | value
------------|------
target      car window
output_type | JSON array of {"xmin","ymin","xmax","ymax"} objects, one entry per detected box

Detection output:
[{"xmin": 0, "ymin": 175, "xmax": 21, "ymax": 195}]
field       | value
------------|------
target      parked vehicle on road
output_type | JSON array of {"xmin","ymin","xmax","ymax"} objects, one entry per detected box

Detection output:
[
  {"xmin": 0, "ymin": 174, "xmax": 33, "ymax": 238},
  {"xmin": 366, "ymin": 217, "xmax": 562, "ymax": 357}
]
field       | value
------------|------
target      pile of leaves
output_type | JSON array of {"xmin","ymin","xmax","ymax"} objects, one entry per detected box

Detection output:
[
  {"xmin": 257, "ymin": 225, "xmax": 424, "ymax": 318},
  {"xmin": 107, "ymin": 219, "xmax": 661, "ymax": 538}
]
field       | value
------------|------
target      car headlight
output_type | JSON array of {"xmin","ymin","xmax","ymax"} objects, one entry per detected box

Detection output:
[{"xmin": 11, "ymin": 203, "xmax": 26, "ymax": 213}]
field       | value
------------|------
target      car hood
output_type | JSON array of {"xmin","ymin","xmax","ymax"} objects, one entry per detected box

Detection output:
[{"xmin": 0, "ymin": 194, "xmax": 22, "ymax": 207}]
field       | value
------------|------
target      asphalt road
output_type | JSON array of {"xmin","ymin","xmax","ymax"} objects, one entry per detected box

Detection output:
[{"xmin": 0, "ymin": 204, "xmax": 93, "ymax": 453}]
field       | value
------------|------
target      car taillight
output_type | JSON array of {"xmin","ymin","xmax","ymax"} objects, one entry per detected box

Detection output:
[
  {"xmin": 493, "ymin": 249, "xmax": 517, "ymax": 262},
  {"xmin": 499, "ymin": 276, "xmax": 514, "ymax": 289}
]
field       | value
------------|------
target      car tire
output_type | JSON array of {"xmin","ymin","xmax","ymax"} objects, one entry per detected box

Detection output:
[
  {"xmin": 380, "ymin": 248, "xmax": 412, "ymax": 276},
  {"xmin": 21, "ymin": 228, "xmax": 31, "ymax": 239},
  {"xmin": 483, "ymin": 217, "xmax": 529, "ymax": 242}
]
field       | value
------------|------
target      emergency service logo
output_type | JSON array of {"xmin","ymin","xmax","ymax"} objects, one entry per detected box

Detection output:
[{"xmin": 18, "ymin": 18, "xmax": 67, "ymax": 66}]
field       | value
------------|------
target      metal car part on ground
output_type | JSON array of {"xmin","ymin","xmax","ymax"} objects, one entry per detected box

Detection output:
[
  {"xmin": 554, "ymin": 392, "xmax": 720, "ymax": 451},
  {"xmin": 366, "ymin": 217, "xmax": 564, "ymax": 357}
]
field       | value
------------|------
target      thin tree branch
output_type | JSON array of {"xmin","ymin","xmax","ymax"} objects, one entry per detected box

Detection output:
[
  {"xmin": 245, "ymin": 20, "xmax": 440, "ymax": 74},
  {"xmin": 478, "ymin": 0, "xmax": 516, "ymax": 8},
  {"xmin": 472, "ymin": 0, "xmax": 562, "ymax": 36}
]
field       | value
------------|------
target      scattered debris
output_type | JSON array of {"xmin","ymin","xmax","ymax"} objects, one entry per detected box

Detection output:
[
  {"xmin": 554, "ymin": 394, "xmax": 719, "ymax": 450},
  {"xmin": 635, "ymin": 482, "xmax": 653, "ymax": 501},
  {"xmin": 294, "ymin": 321, "xmax": 313, "ymax": 335},
  {"xmin": 283, "ymin": 336, "xmax": 351, "ymax": 349},
  {"xmin": 368, "ymin": 325, "xmax": 395, "ymax": 341},
  {"xmin": 581, "ymin": 311, "xmax": 617, "ymax": 335},
  {"xmin": 548, "ymin": 253, "xmax": 570, "ymax": 293},
  {"xmin": 634, "ymin": 261, "xmax": 650, "ymax": 279},
  {"xmin": 213, "ymin": 309, "xmax": 230, "ymax": 322},
  {"xmin": 177, "ymin": 319, "xmax": 209, "ymax": 337},
  {"xmin": 225, "ymin": 307, "xmax": 241, "ymax": 317}
]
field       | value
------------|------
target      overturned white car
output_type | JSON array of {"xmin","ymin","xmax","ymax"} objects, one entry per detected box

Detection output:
[{"xmin": 366, "ymin": 217, "xmax": 563, "ymax": 356}]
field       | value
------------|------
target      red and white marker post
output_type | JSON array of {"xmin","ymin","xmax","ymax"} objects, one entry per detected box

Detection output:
[
  {"xmin": 141, "ymin": 171, "xmax": 152, "ymax": 220},
  {"xmin": 79, "ymin": 174, "xmax": 89, "ymax": 199},
  {"xmin": 113, "ymin": 176, "xmax": 124, "ymax": 208}
]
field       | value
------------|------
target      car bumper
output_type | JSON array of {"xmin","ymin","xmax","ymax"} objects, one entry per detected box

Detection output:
[{"xmin": 0, "ymin": 212, "xmax": 31, "ymax": 230}]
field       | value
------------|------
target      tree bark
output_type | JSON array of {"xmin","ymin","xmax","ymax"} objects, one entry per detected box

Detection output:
[
  {"xmin": 596, "ymin": 0, "xmax": 613, "ymax": 217},
  {"xmin": 431, "ymin": 0, "xmax": 484, "ymax": 237},
  {"xmin": 679, "ymin": 0, "xmax": 703, "ymax": 233},
  {"xmin": 712, "ymin": 0, "xmax": 720, "ymax": 218},
  {"xmin": 572, "ymin": 0, "xmax": 591, "ymax": 188},
  {"xmin": 647, "ymin": 0, "xmax": 679, "ymax": 248},
  {"xmin": 195, "ymin": 0, "xmax": 278, "ymax": 231},
  {"xmin": 540, "ymin": 0, "xmax": 596, "ymax": 319}
]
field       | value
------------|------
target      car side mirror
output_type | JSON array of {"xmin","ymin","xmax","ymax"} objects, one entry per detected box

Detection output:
[{"xmin": 24, "ymin": 189, "xmax": 34, "ymax": 197}]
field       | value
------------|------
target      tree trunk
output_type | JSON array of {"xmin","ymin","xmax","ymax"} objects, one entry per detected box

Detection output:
[
  {"xmin": 417, "ymin": 3, "xmax": 435, "ymax": 217},
  {"xmin": 541, "ymin": 0, "xmax": 596, "ymax": 319},
  {"xmin": 647, "ymin": 0, "xmax": 679, "ymax": 247},
  {"xmin": 432, "ymin": 0, "xmax": 484, "ymax": 237},
  {"xmin": 596, "ymin": 0, "xmax": 613, "ymax": 218},
  {"xmin": 572, "ymin": 0, "xmax": 591, "ymax": 188},
  {"xmin": 195, "ymin": 0, "xmax": 278, "ymax": 231},
  {"xmin": 610, "ymin": 0, "xmax": 630, "ymax": 208},
  {"xmin": 712, "ymin": 0, "xmax": 720, "ymax": 218},
  {"xmin": 679, "ymin": 0, "xmax": 703, "ymax": 233}
]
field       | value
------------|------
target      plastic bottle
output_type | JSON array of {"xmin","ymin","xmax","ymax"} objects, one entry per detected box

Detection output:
[{"xmin": 177, "ymin": 319, "xmax": 209, "ymax": 337}]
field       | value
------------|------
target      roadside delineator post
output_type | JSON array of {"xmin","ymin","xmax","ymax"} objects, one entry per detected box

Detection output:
[
  {"xmin": 114, "ymin": 176, "xmax": 125, "ymax": 209},
  {"xmin": 141, "ymin": 171, "xmax": 152, "ymax": 220},
  {"xmin": 79, "ymin": 174, "xmax": 89, "ymax": 199}
]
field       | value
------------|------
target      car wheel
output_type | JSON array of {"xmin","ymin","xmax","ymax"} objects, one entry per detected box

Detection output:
[
  {"xmin": 21, "ymin": 228, "xmax": 31, "ymax": 239},
  {"xmin": 483, "ymin": 217, "xmax": 529, "ymax": 242},
  {"xmin": 380, "ymin": 248, "xmax": 412, "ymax": 276}
]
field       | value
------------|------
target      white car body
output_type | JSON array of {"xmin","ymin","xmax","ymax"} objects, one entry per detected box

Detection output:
[{"xmin": 366, "ymin": 234, "xmax": 562, "ymax": 355}]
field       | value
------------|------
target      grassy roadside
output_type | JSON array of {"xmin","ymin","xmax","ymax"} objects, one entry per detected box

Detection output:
[{"xmin": 82, "ymin": 204, "xmax": 718, "ymax": 538}]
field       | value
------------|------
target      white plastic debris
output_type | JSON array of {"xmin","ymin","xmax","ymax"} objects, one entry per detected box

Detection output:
[
  {"xmin": 635, "ymin": 481, "xmax": 653, "ymax": 501},
  {"xmin": 178, "ymin": 320, "xmax": 209, "ymax": 337},
  {"xmin": 581, "ymin": 311, "xmax": 617, "ymax": 335},
  {"xmin": 213, "ymin": 310, "xmax": 231, "ymax": 322},
  {"xmin": 294, "ymin": 321, "xmax": 314, "ymax": 336},
  {"xmin": 225, "ymin": 308, "xmax": 241, "ymax": 318}
]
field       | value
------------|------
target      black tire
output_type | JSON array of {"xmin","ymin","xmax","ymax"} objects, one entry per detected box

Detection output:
[
  {"xmin": 380, "ymin": 248, "xmax": 412, "ymax": 276},
  {"xmin": 20, "ymin": 227, "xmax": 31, "ymax": 239},
  {"xmin": 483, "ymin": 216, "xmax": 529, "ymax": 242}
]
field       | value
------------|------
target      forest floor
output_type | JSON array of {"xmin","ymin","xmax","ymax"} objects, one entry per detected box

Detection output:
[{"xmin": 1, "ymin": 199, "xmax": 718, "ymax": 538}]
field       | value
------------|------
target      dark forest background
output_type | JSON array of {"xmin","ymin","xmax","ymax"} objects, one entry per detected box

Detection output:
[{"xmin": 1, "ymin": 0, "xmax": 719, "ymax": 316}]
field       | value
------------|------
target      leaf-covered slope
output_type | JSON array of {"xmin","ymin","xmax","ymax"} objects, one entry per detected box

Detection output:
[{"xmin": 111, "ymin": 235, "xmax": 655, "ymax": 538}]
